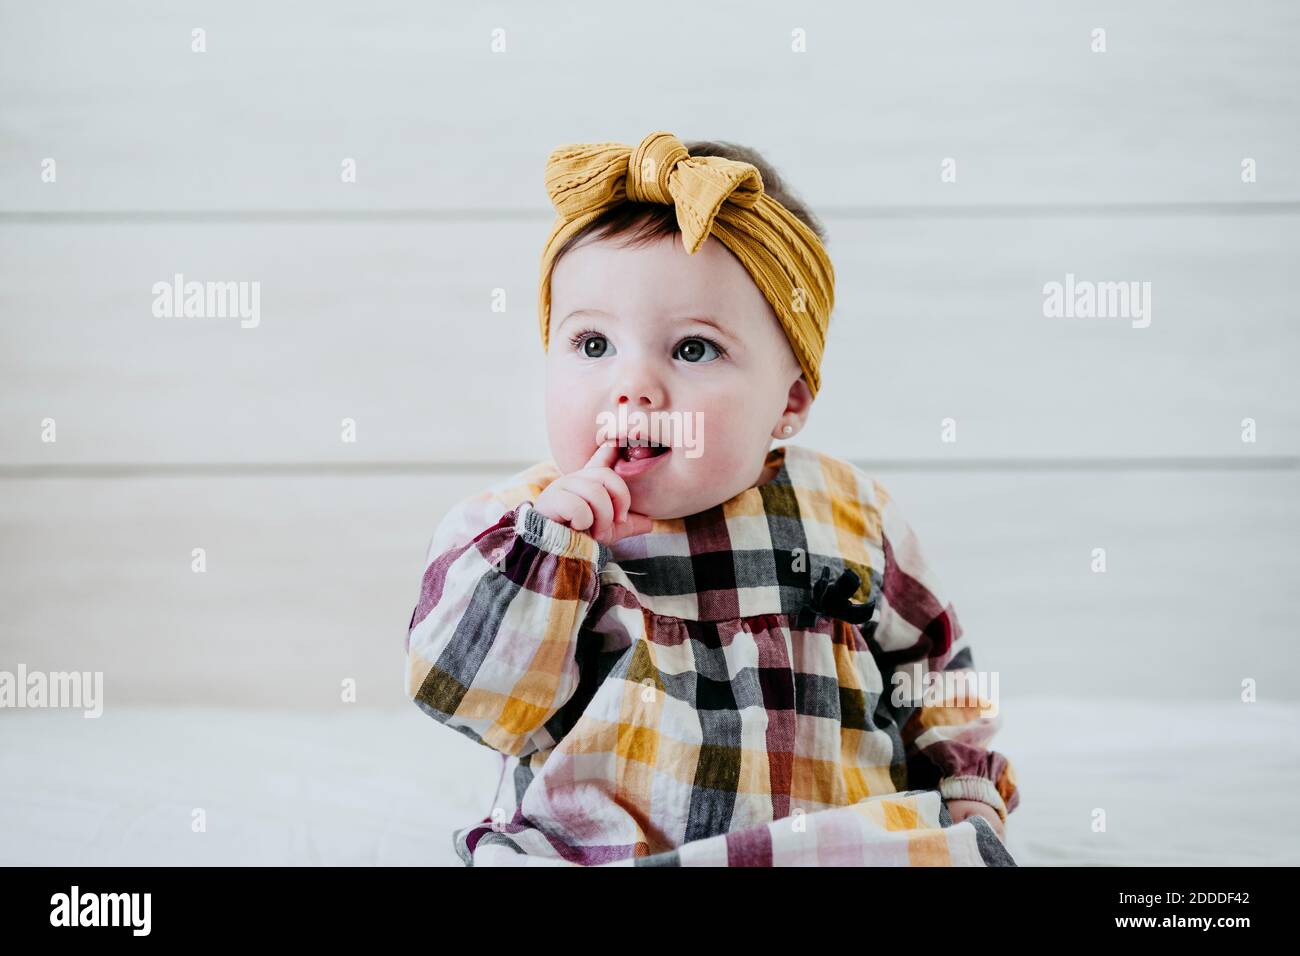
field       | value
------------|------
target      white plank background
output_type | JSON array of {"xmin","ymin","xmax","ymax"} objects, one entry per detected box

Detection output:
[
  {"xmin": 0, "ymin": 7, "xmax": 1297, "ymax": 732},
  {"xmin": 0, "ymin": 468, "xmax": 1293, "ymax": 705},
  {"xmin": 1, "ymin": 214, "xmax": 1296, "ymax": 464},
  {"xmin": 3, "ymin": 1, "xmax": 1299, "ymax": 210}
]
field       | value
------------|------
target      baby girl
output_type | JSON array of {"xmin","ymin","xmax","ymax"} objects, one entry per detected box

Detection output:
[{"xmin": 405, "ymin": 131, "xmax": 1020, "ymax": 866}]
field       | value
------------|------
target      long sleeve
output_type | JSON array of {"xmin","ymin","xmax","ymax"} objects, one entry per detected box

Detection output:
[
  {"xmin": 405, "ymin": 490, "xmax": 610, "ymax": 758},
  {"xmin": 869, "ymin": 479, "xmax": 1021, "ymax": 822}
]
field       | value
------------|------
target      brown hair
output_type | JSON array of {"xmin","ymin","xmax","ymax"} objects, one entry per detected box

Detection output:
[{"xmin": 550, "ymin": 138, "xmax": 827, "ymax": 264}]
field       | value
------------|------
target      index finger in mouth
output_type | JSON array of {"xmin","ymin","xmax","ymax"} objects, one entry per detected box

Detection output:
[{"xmin": 585, "ymin": 440, "xmax": 620, "ymax": 470}]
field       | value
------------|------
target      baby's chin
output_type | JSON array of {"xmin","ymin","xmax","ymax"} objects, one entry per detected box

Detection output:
[
  {"xmin": 627, "ymin": 478, "xmax": 738, "ymax": 521},
  {"xmin": 621, "ymin": 450, "xmax": 773, "ymax": 520}
]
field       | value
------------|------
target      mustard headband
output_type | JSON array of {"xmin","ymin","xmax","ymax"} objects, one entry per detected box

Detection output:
[{"xmin": 537, "ymin": 131, "xmax": 835, "ymax": 397}]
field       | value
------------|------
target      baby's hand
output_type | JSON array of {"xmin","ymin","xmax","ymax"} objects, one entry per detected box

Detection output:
[
  {"xmin": 946, "ymin": 799, "xmax": 1006, "ymax": 840},
  {"xmin": 534, "ymin": 442, "xmax": 655, "ymax": 546}
]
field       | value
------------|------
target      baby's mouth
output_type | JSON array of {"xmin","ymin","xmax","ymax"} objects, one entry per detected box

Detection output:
[{"xmin": 619, "ymin": 439, "xmax": 671, "ymax": 462}]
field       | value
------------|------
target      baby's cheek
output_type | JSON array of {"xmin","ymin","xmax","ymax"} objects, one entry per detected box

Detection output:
[
  {"xmin": 542, "ymin": 393, "xmax": 588, "ymax": 471},
  {"xmin": 550, "ymin": 431, "xmax": 591, "ymax": 475}
]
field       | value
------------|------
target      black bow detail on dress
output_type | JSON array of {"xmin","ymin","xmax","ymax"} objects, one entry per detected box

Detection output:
[{"xmin": 796, "ymin": 565, "xmax": 877, "ymax": 628}]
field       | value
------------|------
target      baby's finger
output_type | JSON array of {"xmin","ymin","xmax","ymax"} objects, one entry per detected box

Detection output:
[
  {"xmin": 547, "ymin": 488, "xmax": 595, "ymax": 533},
  {"xmin": 574, "ymin": 465, "xmax": 633, "ymax": 523},
  {"xmin": 583, "ymin": 441, "xmax": 620, "ymax": 472},
  {"xmin": 611, "ymin": 510, "xmax": 655, "ymax": 542},
  {"xmin": 560, "ymin": 476, "xmax": 616, "ymax": 542}
]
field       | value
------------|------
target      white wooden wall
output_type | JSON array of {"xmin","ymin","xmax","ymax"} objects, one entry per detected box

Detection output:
[{"xmin": 1, "ymin": 1, "xmax": 1297, "ymax": 707}]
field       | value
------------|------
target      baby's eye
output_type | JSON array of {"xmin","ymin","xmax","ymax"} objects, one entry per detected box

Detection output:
[
  {"xmin": 569, "ymin": 330, "xmax": 615, "ymax": 358},
  {"xmin": 675, "ymin": 336, "xmax": 724, "ymax": 363}
]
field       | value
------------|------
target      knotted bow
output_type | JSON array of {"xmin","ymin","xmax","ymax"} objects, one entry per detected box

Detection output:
[
  {"xmin": 795, "ymin": 564, "xmax": 877, "ymax": 629},
  {"xmin": 537, "ymin": 131, "xmax": 836, "ymax": 397}
]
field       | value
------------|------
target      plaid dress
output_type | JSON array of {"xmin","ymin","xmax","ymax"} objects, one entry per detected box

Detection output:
[{"xmin": 405, "ymin": 443, "xmax": 1020, "ymax": 866}]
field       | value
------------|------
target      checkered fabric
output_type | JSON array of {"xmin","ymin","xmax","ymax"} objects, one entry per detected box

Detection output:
[{"xmin": 405, "ymin": 444, "xmax": 1020, "ymax": 866}]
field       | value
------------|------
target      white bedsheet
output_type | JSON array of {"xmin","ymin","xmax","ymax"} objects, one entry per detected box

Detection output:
[{"xmin": 2, "ymin": 697, "xmax": 1295, "ymax": 866}]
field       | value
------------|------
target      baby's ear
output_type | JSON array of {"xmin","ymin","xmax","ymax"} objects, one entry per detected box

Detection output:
[{"xmin": 786, "ymin": 373, "xmax": 815, "ymax": 411}]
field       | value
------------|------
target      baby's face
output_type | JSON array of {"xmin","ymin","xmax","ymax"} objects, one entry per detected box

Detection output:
[{"xmin": 545, "ymin": 232, "xmax": 811, "ymax": 520}]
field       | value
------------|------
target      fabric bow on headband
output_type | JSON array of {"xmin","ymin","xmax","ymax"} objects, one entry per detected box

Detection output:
[{"xmin": 536, "ymin": 131, "xmax": 836, "ymax": 397}]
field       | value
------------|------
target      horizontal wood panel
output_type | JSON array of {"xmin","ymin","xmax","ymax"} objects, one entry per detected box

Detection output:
[
  {"xmin": 0, "ymin": 469, "xmax": 1293, "ymax": 707},
  {"xmin": 1, "ymin": 1, "xmax": 1297, "ymax": 211},
  {"xmin": 1, "ymin": 215, "xmax": 1296, "ymax": 464}
]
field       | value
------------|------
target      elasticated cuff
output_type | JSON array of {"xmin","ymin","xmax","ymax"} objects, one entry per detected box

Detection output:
[
  {"xmin": 939, "ymin": 775, "xmax": 1009, "ymax": 823},
  {"xmin": 515, "ymin": 501, "xmax": 611, "ymax": 570}
]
